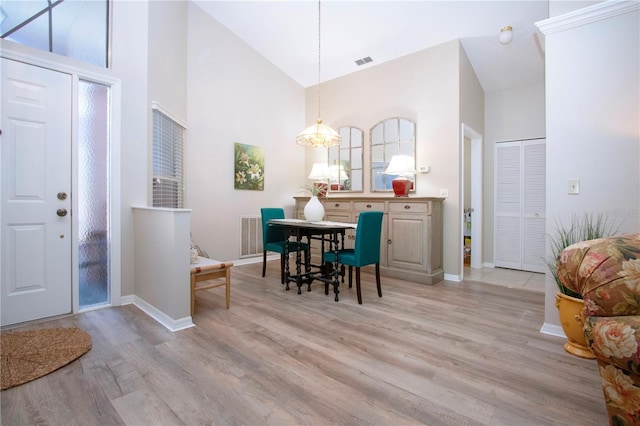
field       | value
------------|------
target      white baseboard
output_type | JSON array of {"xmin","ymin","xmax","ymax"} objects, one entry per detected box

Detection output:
[
  {"xmin": 540, "ymin": 322, "xmax": 566, "ymax": 338},
  {"xmin": 119, "ymin": 294, "xmax": 135, "ymax": 305},
  {"xmin": 132, "ymin": 296, "xmax": 194, "ymax": 332},
  {"xmin": 234, "ymin": 253, "xmax": 294, "ymax": 266},
  {"xmin": 444, "ymin": 273, "xmax": 461, "ymax": 282}
]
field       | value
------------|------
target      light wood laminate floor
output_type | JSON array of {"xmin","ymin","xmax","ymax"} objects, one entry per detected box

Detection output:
[
  {"xmin": 464, "ymin": 266, "xmax": 546, "ymax": 293},
  {"xmin": 1, "ymin": 261, "xmax": 607, "ymax": 425}
]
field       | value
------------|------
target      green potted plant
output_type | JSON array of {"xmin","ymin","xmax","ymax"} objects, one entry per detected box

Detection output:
[{"xmin": 547, "ymin": 212, "xmax": 620, "ymax": 358}]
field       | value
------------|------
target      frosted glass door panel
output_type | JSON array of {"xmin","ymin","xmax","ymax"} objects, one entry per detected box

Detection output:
[{"xmin": 78, "ymin": 80, "xmax": 110, "ymax": 308}]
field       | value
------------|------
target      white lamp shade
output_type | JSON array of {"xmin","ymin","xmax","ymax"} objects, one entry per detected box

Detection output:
[
  {"xmin": 384, "ymin": 155, "xmax": 416, "ymax": 176},
  {"xmin": 329, "ymin": 164, "xmax": 347, "ymax": 182},
  {"xmin": 308, "ymin": 163, "xmax": 330, "ymax": 180}
]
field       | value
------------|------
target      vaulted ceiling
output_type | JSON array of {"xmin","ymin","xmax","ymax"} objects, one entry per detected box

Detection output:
[{"xmin": 194, "ymin": 0, "xmax": 551, "ymax": 92}]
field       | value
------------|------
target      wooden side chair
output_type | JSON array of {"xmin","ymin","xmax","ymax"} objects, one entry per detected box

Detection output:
[
  {"xmin": 190, "ymin": 258, "xmax": 233, "ymax": 315},
  {"xmin": 323, "ymin": 211, "xmax": 384, "ymax": 304},
  {"xmin": 260, "ymin": 208, "xmax": 309, "ymax": 284}
]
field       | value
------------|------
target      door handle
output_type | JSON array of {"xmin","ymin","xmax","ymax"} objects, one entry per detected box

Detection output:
[{"xmin": 57, "ymin": 208, "xmax": 68, "ymax": 217}]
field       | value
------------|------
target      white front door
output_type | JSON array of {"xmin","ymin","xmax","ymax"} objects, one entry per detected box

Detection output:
[{"xmin": 1, "ymin": 58, "xmax": 73, "ymax": 326}]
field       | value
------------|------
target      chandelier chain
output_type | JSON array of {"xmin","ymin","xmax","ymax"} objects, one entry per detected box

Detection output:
[
  {"xmin": 317, "ymin": 0, "xmax": 321, "ymax": 119},
  {"xmin": 295, "ymin": 0, "xmax": 341, "ymax": 148}
]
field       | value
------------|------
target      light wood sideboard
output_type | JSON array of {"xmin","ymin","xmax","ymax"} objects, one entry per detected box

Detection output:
[{"xmin": 294, "ymin": 196, "xmax": 444, "ymax": 285}]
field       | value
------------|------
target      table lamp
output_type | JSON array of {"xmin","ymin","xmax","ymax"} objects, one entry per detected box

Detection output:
[
  {"xmin": 328, "ymin": 164, "xmax": 347, "ymax": 191},
  {"xmin": 308, "ymin": 163, "xmax": 330, "ymax": 197},
  {"xmin": 384, "ymin": 155, "xmax": 416, "ymax": 197}
]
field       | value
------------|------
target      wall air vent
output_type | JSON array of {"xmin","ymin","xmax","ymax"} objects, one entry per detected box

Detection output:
[{"xmin": 355, "ymin": 56, "xmax": 373, "ymax": 66}]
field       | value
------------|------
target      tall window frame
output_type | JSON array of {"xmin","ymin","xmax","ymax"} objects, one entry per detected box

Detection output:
[
  {"xmin": 328, "ymin": 126, "xmax": 364, "ymax": 192},
  {"xmin": 0, "ymin": 0, "xmax": 110, "ymax": 68},
  {"xmin": 152, "ymin": 104, "xmax": 185, "ymax": 209},
  {"xmin": 370, "ymin": 117, "xmax": 416, "ymax": 192}
]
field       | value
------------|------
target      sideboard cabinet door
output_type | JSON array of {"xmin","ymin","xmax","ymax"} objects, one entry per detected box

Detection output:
[{"xmin": 387, "ymin": 202, "xmax": 429, "ymax": 272}]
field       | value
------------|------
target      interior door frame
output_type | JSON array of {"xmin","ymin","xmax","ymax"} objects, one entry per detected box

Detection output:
[
  {"xmin": 1, "ymin": 40, "xmax": 122, "ymax": 315},
  {"xmin": 461, "ymin": 123, "xmax": 483, "ymax": 278}
]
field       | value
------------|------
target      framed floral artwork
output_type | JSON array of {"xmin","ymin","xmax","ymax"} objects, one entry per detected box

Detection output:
[{"xmin": 234, "ymin": 143, "xmax": 264, "ymax": 191}]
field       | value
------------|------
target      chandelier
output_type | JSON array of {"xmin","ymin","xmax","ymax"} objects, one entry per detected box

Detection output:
[{"xmin": 296, "ymin": 0, "xmax": 342, "ymax": 148}]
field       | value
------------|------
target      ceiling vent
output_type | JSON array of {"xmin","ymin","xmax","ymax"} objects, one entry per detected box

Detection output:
[{"xmin": 355, "ymin": 56, "xmax": 373, "ymax": 66}]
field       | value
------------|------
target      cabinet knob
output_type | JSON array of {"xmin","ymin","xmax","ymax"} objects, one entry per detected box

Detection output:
[
  {"xmin": 404, "ymin": 205, "xmax": 411, "ymax": 210},
  {"xmin": 334, "ymin": 203, "xmax": 340, "ymax": 208},
  {"xmin": 387, "ymin": 239, "xmax": 392, "ymax": 244},
  {"xmin": 366, "ymin": 204, "xmax": 372, "ymax": 208}
]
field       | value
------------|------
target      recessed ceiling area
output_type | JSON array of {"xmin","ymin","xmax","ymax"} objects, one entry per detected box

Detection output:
[{"xmin": 193, "ymin": 0, "xmax": 551, "ymax": 92}]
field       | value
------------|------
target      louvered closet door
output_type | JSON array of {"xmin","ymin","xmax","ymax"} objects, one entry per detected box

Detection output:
[
  {"xmin": 494, "ymin": 139, "xmax": 546, "ymax": 273},
  {"xmin": 522, "ymin": 141, "xmax": 546, "ymax": 272},
  {"xmin": 495, "ymin": 142, "xmax": 522, "ymax": 270}
]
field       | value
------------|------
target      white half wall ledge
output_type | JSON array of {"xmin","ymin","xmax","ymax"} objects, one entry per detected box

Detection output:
[{"xmin": 132, "ymin": 206, "xmax": 192, "ymax": 325}]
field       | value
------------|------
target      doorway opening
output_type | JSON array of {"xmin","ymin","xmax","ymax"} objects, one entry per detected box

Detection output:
[{"xmin": 461, "ymin": 124, "xmax": 483, "ymax": 280}]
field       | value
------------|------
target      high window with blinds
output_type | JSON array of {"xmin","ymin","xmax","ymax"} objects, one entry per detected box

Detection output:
[{"xmin": 152, "ymin": 107, "xmax": 184, "ymax": 208}]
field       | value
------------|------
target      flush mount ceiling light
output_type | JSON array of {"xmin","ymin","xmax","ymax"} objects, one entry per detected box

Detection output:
[
  {"xmin": 296, "ymin": 0, "xmax": 342, "ymax": 148},
  {"xmin": 499, "ymin": 25, "xmax": 513, "ymax": 45}
]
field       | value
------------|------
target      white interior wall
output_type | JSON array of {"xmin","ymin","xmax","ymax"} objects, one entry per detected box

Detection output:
[
  {"xmin": 458, "ymin": 43, "xmax": 485, "ymax": 273},
  {"xmin": 539, "ymin": 2, "xmax": 640, "ymax": 332},
  {"xmin": 483, "ymin": 82, "xmax": 546, "ymax": 266},
  {"xmin": 185, "ymin": 3, "xmax": 306, "ymax": 262},
  {"xmin": 110, "ymin": 0, "xmax": 150, "ymax": 297},
  {"xmin": 148, "ymin": 1, "xmax": 188, "ymax": 127},
  {"xmin": 306, "ymin": 40, "xmax": 483, "ymax": 278}
]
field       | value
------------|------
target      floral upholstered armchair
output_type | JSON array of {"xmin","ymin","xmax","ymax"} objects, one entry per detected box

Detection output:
[{"xmin": 557, "ymin": 234, "xmax": 640, "ymax": 425}]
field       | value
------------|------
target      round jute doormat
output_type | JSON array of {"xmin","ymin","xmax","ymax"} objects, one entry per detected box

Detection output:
[{"xmin": 1, "ymin": 327, "xmax": 92, "ymax": 391}]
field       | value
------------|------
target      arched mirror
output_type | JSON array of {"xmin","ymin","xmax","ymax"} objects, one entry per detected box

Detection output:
[
  {"xmin": 328, "ymin": 126, "xmax": 363, "ymax": 192},
  {"xmin": 370, "ymin": 117, "xmax": 416, "ymax": 192}
]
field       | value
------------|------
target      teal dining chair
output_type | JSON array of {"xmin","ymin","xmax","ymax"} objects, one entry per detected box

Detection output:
[
  {"xmin": 323, "ymin": 211, "xmax": 384, "ymax": 304},
  {"xmin": 261, "ymin": 208, "xmax": 309, "ymax": 284}
]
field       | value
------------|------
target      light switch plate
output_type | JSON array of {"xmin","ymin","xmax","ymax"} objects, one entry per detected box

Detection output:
[{"xmin": 568, "ymin": 179, "xmax": 580, "ymax": 195}]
